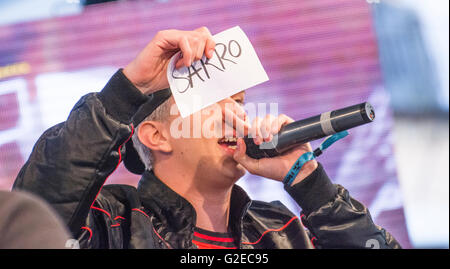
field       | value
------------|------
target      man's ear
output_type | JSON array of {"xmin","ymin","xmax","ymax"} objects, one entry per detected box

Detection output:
[{"xmin": 137, "ymin": 121, "xmax": 172, "ymax": 153}]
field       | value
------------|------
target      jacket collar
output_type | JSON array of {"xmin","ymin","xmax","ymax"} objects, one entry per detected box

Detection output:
[{"xmin": 137, "ymin": 170, "xmax": 252, "ymax": 249}]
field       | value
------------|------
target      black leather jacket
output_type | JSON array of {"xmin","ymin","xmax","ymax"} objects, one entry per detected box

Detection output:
[{"xmin": 13, "ymin": 70, "xmax": 401, "ymax": 249}]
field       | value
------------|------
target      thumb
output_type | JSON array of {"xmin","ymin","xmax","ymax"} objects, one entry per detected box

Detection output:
[{"xmin": 233, "ymin": 138, "xmax": 260, "ymax": 174}]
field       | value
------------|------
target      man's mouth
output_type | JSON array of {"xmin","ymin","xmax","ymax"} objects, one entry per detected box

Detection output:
[{"xmin": 218, "ymin": 137, "xmax": 238, "ymax": 150}]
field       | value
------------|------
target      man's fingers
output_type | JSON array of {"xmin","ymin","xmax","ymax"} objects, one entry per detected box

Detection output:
[
  {"xmin": 194, "ymin": 37, "xmax": 206, "ymax": 61},
  {"xmin": 250, "ymin": 117, "xmax": 264, "ymax": 145},
  {"xmin": 175, "ymin": 54, "xmax": 187, "ymax": 69},
  {"xmin": 177, "ymin": 36, "xmax": 193, "ymax": 68},
  {"xmin": 194, "ymin": 26, "xmax": 212, "ymax": 35},
  {"xmin": 194, "ymin": 27, "xmax": 215, "ymax": 59},
  {"xmin": 172, "ymin": 27, "xmax": 215, "ymax": 69},
  {"xmin": 260, "ymin": 115, "xmax": 276, "ymax": 142},
  {"xmin": 270, "ymin": 114, "xmax": 293, "ymax": 135},
  {"xmin": 175, "ymin": 31, "xmax": 215, "ymax": 68},
  {"xmin": 248, "ymin": 114, "xmax": 293, "ymax": 144},
  {"xmin": 205, "ymin": 38, "xmax": 216, "ymax": 58}
]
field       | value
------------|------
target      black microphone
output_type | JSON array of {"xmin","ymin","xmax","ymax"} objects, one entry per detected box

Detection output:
[{"xmin": 244, "ymin": 102, "xmax": 375, "ymax": 159}]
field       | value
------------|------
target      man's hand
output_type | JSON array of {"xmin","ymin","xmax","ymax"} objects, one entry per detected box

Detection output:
[
  {"xmin": 123, "ymin": 27, "xmax": 216, "ymax": 94},
  {"xmin": 233, "ymin": 114, "xmax": 318, "ymax": 185}
]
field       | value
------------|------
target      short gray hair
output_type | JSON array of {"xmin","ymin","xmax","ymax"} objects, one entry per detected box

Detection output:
[{"xmin": 132, "ymin": 97, "xmax": 172, "ymax": 170}]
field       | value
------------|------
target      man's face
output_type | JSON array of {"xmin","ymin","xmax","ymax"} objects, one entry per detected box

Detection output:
[{"xmin": 164, "ymin": 91, "xmax": 247, "ymax": 188}]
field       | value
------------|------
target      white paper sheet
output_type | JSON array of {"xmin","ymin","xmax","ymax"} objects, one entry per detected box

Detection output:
[{"xmin": 167, "ymin": 26, "xmax": 269, "ymax": 118}]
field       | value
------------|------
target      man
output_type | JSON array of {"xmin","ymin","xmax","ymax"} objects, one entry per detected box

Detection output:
[{"xmin": 13, "ymin": 27, "xmax": 400, "ymax": 249}]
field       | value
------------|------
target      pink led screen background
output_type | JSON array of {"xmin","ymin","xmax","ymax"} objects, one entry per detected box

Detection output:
[{"xmin": 0, "ymin": 0, "xmax": 411, "ymax": 247}]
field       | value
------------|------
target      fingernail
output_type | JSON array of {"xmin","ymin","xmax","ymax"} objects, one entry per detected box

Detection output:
[{"xmin": 208, "ymin": 49, "xmax": 215, "ymax": 58}]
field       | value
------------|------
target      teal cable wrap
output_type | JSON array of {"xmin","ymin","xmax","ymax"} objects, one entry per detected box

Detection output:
[
  {"xmin": 282, "ymin": 131, "xmax": 349, "ymax": 186},
  {"xmin": 319, "ymin": 131, "xmax": 349, "ymax": 151},
  {"xmin": 283, "ymin": 152, "xmax": 315, "ymax": 186}
]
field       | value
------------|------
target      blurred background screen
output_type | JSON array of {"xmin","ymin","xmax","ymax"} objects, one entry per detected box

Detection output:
[{"xmin": 0, "ymin": 0, "xmax": 448, "ymax": 248}]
